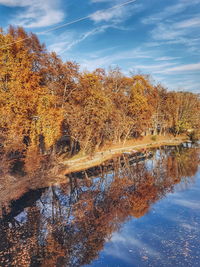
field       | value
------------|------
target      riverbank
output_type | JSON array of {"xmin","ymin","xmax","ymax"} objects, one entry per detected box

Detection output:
[
  {"xmin": 59, "ymin": 135, "xmax": 188, "ymax": 176},
  {"xmin": 0, "ymin": 134, "xmax": 188, "ymax": 213}
]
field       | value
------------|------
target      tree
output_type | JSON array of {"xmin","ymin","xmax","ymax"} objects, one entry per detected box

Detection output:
[
  {"xmin": 0, "ymin": 27, "xmax": 64, "ymax": 152},
  {"xmin": 128, "ymin": 75, "xmax": 158, "ymax": 136}
]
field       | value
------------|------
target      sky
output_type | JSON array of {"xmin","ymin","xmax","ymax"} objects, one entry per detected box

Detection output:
[{"xmin": 0, "ymin": 0, "xmax": 200, "ymax": 93}]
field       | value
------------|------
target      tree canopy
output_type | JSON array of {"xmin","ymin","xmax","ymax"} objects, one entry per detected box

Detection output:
[{"xmin": 0, "ymin": 26, "xmax": 199, "ymax": 158}]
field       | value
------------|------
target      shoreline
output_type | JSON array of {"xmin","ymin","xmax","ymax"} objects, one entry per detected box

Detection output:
[
  {"xmin": 59, "ymin": 135, "xmax": 188, "ymax": 176},
  {"xmin": 0, "ymin": 135, "xmax": 189, "ymax": 210}
]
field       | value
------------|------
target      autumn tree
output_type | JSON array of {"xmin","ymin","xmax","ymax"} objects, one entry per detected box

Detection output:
[
  {"xmin": 127, "ymin": 75, "xmax": 158, "ymax": 136},
  {"xmin": 65, "ymin": 72, "xmax": 113, "ymax": 152},
  {"xmin": 0, "ymin": 27, "xmax": 63, "ymax": 154},
  {"xmin": 0, "ymin": 26, "xmax": 199, "ymax": 161}
]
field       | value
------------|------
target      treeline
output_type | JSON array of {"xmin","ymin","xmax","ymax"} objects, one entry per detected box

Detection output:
[{"xmin": 0, "ymin": 26, "xmax": 199, "ymax": 157}]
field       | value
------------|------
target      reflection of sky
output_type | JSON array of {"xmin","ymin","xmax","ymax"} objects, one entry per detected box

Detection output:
[
  {"xmin": 2, "ymin": 146, "xmax": 199, "ymax": 267},
  {"xmin": 14, "ymin": 210, "xmax": 27, "ymax": 224},
  {"xmin": 85, "ymin": 168, "xmax": 200, "ymax": 267}
]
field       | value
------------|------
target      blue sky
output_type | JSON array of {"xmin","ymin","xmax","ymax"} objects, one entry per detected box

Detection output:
[{"xmin": 0, "ymin": 0, "xmax": 200, "ymax": 93}]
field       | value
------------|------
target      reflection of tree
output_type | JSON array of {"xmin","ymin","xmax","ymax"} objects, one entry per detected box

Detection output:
[
  {"xmin": 0, "ymin": 146, "xmax": 199, "ymax": 266},
  {"xmin": 167, "ymin": 146, "xmax": 199, "ymax": 180}
]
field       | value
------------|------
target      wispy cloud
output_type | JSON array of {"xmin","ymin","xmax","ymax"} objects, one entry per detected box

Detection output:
[
  {"xmin": 156, "ymin": 62, "xmax": 200, "ymax": 74},
  {"xmin": 149, "ymin": 19, "xmax": 200, "ymax": 54},
  {"xmin": 90, "ymin": 0, "xmax": 128, "ymax": 3},
  {"xmin": 91, "ymin": 0, "xmax": 118, "ymax": 2},
  {"xmin": 134, "ymin": 62, "xmax": 177, "ymax": 70},
  {"xmin": 162, "ymin": 78, "xmax": 200, "ymax": 91},
  {"xmin": 49, "ymin": 25, "xmax": 113, "ymax": 54},
  {"xmin": 79, "ymin": 48, "xmax": 153, "ymax": 70},
  {"xmin": 175, "ymin": 17, "xmax": 200, "ymax": 29},
  {"xmin": 142, "ymin": 0, "xmax": 200, "ymax": 54},
  {"xmin": 90, "ymin": 0, "xmax": 141, "ymax": 23},
  {"xmin": 91, "ymin": 7, "xmax": 125, "ymax": 23},
  {"xmin": 151, "ymin": 24, "xmax": 184, "ymax": 41},
  {"xmin": 156, "ymin": 57, "xmax": 180, "ymax": 61},
  {"xmin": 142, "ymin": 0, "xmax": 200, "ymax": 25},
  {"xmin": 128, "ymin": 62, "xmax": 179, "ymax": 77},
  {"xmin": 106, "ymin": 231, "xmax": 161, "ymax": 258},
  {"xmin": 173, "ymin": 199, "xmax": 200, "ymax": 209},
  {"xmin": 0, "ymin": 0, "xmax": 65, "ymax": 28}
]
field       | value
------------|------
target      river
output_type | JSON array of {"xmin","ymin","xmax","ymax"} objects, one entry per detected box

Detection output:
[{"xmin": 0, "ymin": 143, "xmax": 199, "ymax": 266}]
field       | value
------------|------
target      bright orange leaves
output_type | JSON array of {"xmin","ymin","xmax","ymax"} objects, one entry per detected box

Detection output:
[{"xmin": 0, "ymin": 27, "xmax": 199, "ymax": 156}]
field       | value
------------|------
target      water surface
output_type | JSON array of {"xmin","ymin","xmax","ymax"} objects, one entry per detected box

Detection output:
[{"xmin": 0, "ymin": 144, "xmax": 199, "ymax": 266}]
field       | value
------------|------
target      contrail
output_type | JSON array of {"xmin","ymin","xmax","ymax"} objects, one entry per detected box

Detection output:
[{"xmin": 0, "ymin": 0, "xmax": 137, "ymax": 49}]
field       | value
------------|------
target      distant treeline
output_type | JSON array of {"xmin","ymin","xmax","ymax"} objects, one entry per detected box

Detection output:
[{"xmin": 0, "ymin": 26, "xmax": 200, "ymax": 157}]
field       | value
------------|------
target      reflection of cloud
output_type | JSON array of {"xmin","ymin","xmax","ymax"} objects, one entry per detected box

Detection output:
[
  {"xmin": 104, "ymin": 231, "xmax": 161, "ymax": 262},
  {"xmin": 180, "ymin": 223, "xmax": 199, "ymax": 231},
  {"xmin": 15, "ymin": 210, "xmax": 27, "ymax": 224},
  {"xmin": 104, "ymin": 245, "xmax": 133, "ymax": 264}
]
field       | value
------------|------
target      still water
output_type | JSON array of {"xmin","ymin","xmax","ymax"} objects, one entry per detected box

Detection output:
[{"xmin": 0, "ymin": 144, "xmax": 199, "ymax": 267}]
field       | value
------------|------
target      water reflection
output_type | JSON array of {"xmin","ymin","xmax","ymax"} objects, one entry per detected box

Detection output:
[{"xmin": 0, "ymin": 144, "xmax": 199, "ymax": 267}]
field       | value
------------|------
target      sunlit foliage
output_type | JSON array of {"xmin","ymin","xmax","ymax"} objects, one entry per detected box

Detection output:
[{"xmin": 0, "ymin": 26, "xmax": 199, "ymax": 158}]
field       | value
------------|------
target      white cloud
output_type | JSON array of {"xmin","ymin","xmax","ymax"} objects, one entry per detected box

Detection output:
[
  {"xmin": 48, "ymin": 40, "xmax": 70, "ymax": 54},
  {"xmin": 0, "ymin": 0, "xmax": 65, "ymax": 28},
  {"xmin": 91, "ymin": 8, "xmax": 125, "ymax": 23},
  {"xmin": 49, "ymin": 25, "xmax": 112, "ymax": 54},
  {"xmin": 156, "ymin": 57, "xmax": 180, "ymax": 61},
  {"xmin": 128, "ymin": 62, "xmax": 179, "ymax": 77},
  {"xmin": 142, "ymin": 0, "xmax": 200, "ymax": 54},
  {"xmin": 91, "ymin": 0, "xmax": 117, "ymax": 2},
  {"xmin": 151, "ymin": 23, "xmax": 185, "ymax": 41},
  {"xmin": 165, "ymin": 79, "xmax": 199, "ymax": 88},
  {"xmin": 165, "ymin": 62, "xmax": 200, "ymax": 72},
  {"xmin": 149, "ymin": 19, "xmax": 200, "ymax": 54},
  {"xmin": 151, "ymin": 17, "xmax": 200, "ymax": 43},
  {"xmin": 90, "ymin": 0, "xmax": 123, "ymax": 3},
  {"xmin": 79, "ymin": 48, "xmax": 153, "ymax": 70},
  {"xmin": 135, "ymin": 62, "xmax": 177, "ymax": 70},
  {"xmin": 142, "ymin": 0, "xmax": 200, "ymax": 25},
  {"xmin": 175, "ymin": 82, "xmax": 200, "ymax": 92},
  {"xmin": 0, "ymin": 0, "xmax": 28, "ymax": 6},
  {"xmin": 173, "ymin": 199, "xmax": 200, "ymax": 209},
  {"xmin": 175, "ymin": 17, "xmax": 200, "ymax": 29},
  {"xmin": 90, "ymin": 0, "xmax": 139, "ymax": 23},
  {"xmin": 65, "ymin": 25, "xmax": 111, "ymax": 51},
  {"xmin": 155, "ymin": 62, "xmax": 200, "ymax": 74}
]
